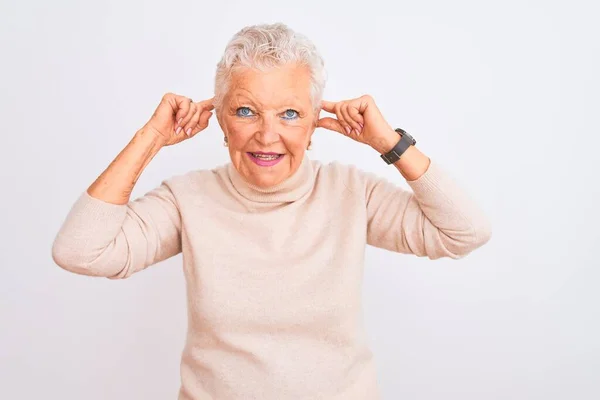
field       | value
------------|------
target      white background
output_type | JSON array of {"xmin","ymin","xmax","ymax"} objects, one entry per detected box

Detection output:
[{"xmin": 1, "ymin": 0, "xmax": 599, "ymax": 399}]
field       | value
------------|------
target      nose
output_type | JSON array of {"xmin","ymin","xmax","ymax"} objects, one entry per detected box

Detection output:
[{"xmin": 255, "ymin": 113, "xmax": 280, "ymax": 147}]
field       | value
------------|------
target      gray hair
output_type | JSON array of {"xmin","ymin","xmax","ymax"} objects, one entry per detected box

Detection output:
[{"xmin": 213, "ymin": 23, "xmax": 326, "ymax": 112}]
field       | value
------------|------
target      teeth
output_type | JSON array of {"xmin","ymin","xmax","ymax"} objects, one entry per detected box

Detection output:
[{"xmin": 252, "ymin": 153, "xmax": 280, "ymax": 160}]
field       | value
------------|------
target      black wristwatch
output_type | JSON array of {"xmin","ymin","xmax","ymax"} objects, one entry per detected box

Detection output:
[{"xmin": 380, "ymin": 128, "xmax": 416, "ymax": 165}]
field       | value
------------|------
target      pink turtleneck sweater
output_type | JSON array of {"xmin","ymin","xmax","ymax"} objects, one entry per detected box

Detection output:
[{"xmin": 52, "ymin": 155, "xmax": 491, "ymax": 399}]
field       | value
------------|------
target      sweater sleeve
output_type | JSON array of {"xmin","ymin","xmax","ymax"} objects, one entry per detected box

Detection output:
[
  {"xmin": 51, "ymin": 181, "xmax": 182, "ymax": 279},
  {"xmin": 363, "ymin": 161, "xmax": 492, "ymax": 259}
]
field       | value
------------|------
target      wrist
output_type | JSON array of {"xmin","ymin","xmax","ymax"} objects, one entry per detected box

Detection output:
[
  {"xmin": 128, "ymin": 127, "xmax": 166, "ymax": 177},
  {"xmin": 370, "ymin": 128, "xmax": 400, "ymax": 154},
  {"xmin": 137, "ymin": 125, "xmax": 168, "ymax": 149},
  {"xmin": 372, "ymin": 126, "xmax": 428, "ymax": 180}
]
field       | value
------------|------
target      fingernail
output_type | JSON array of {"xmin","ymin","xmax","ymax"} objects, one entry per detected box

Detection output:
[
  {"xmin": 176, "ymin": 126, "xmax": 182, "ymax": 135},
  {"xmin": 359, "ymin": 123, "xmax": 364, "ymax": 129},
  {"xmin": 355, "ymin": 129, "xmax": 361, "ymax": 136},
  {"xmin": 177, "ymin": 118, "xmax": 183, "ymax": 126},
  {"xmin": 186, "ymin": 128, "xmax": 192, "ymax": 136},
  {"xmin": 345, "ymin": 126, "xmax": 351, "ymax": 135}
]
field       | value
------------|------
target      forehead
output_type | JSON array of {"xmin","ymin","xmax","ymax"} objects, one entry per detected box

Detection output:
[{"xmin": 227, "ymin": 63, "xmax": 312, "ymax": 106}]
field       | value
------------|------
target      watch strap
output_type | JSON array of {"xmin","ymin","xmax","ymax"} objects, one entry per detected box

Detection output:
[{"xmin": 380, "ymin": 128, "xmax": 416, "ymax": 164}]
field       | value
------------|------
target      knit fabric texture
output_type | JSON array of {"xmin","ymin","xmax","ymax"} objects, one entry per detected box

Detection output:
[{"xmin": 52, "ymin": 154, "xmax": 491, "ymax": 399}]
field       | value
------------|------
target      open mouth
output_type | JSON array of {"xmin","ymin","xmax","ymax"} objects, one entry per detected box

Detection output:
[
  {"xmin": 248, "ymin": 153, "xmax": 283, "ymax": 160},
  {"xmin": 247, "ymin": 152, "xmax": 285, "ymax": 166}
]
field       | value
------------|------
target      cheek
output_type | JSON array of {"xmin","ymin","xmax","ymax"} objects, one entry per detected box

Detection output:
[
  {"xmin": 285, "ymin": 132, "xmax": 307, "ymax": 148},
  {"xmin": 284, "ymin": 127, "xmax": 313, "ymax": 154},
  {"xmin": 225, "ymin": 121, "xmax": 255, "ymax": 148}
]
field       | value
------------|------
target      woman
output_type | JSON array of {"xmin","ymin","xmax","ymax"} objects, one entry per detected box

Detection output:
[{"xmin": 52, "ymin": 23, "xmax": 491, "ymax": 400}]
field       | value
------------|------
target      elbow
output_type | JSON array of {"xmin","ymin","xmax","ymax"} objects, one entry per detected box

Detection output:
[
  {"xmin": 430, "ymin": 218, "xmax": 492, "ymax": 260},
  {"xmin": 51, "ymin": 236, "xmax": 93, "ymax": 276},
  {"xmin": 474, "ymin": 218, "xmax": 493, "ymax": 248},
  {"xmin": 51, "ymin": 236, "xmax": 122, "ymax": 278},
  {"xmin": 450, "ymin": 218, "xmax": 493, "ymax": 258}
]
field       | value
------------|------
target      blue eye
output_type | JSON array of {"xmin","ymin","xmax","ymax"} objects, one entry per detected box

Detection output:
[
  {"xmin": 236, "ymin": 107, "xmax": 254, "ymax": 117},
  {"xmin": 283, "ymin": 109, "xmax": 299, "ymax": 120}
]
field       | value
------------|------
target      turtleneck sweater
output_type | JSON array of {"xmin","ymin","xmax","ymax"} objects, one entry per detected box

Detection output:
[{"xmin": 52, "ymin": 154, "xmax": 491, "ymax": 399}]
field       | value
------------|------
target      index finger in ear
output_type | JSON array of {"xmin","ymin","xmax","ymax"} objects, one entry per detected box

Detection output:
[
  {"xmin": 196, "ymin": 98, "xmax": 215, "ymax": 111},
  {"xmin": 320, "ymin": 100, "xmax": 337, "ymax": 113}
]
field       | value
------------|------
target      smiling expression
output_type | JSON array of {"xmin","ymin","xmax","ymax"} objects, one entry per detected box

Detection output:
[{"xmin": 217, "ymin": 63, "xmax": 318, "ymax": 188}]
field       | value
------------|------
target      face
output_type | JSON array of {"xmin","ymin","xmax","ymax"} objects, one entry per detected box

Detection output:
[{"xmin": 217, "ymin": 63, "xmax": 318, "ymax": 188}]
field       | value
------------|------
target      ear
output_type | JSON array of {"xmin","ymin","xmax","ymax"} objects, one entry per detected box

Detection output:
[{"xmin": 307, "ymin": 120, "xmax": 317, "ymax": 149}]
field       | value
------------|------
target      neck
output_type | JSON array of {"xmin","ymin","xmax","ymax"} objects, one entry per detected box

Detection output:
[{"xmin": 227, "ymin": 154, "xmax": 315, "ymax": 205}]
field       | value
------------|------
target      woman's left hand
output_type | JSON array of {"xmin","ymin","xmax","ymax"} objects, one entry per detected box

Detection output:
[{"xmin": 317, "ymin": 95, "xmax": 399, "ymax": 154}]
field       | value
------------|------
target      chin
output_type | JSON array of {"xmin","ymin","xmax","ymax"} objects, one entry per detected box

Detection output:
[
  {"xmin": 240, "ymin": 152, "xmax": 293, "ymax": 188},
  {"xmin": 247, "ymin": 171, "xmax": 287, "ymax": 188}
]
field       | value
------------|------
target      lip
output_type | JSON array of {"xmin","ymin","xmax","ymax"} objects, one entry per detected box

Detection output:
[{"xmin": 247, "ymin": 152, "xmax": 285, "ymax": 167}]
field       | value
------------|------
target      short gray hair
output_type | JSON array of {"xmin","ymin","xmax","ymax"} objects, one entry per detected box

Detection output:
[{"xmin": 213, "ymin": 23, "xmax": 326, "ymax": 112}]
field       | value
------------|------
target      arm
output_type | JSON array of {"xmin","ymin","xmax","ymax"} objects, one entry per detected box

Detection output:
[
  {"xmin": 364, "ymin": 143, "xmax": 492, "ymax": 259},
  {"xmin": 52, "ymin": 93, "xmax": 214, "ymax": 278},
  {"xmin": 51, "ymin": 128, "xmax": 182, "ymax": 278},
  {"xmin": 318, "ymin": 94, "xmax": 491, "ymax": 259}
]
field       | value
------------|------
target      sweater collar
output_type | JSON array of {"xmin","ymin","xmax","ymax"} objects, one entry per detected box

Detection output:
[{"xmin": 227, "ymin": 154, "xmax": 315, "ymax": 204}]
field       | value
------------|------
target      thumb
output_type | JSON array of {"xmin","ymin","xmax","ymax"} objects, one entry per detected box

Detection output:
[
  {"xmin": 317, "ymin": 117, "xmax": 344, "ymax": 135},
  {"xmin": 199, "ymin": 110, "xmax": 213, "ymax": 126},
  {"xmin": 189, "ymin": 110, "xmax": 213, "ymax": 137}
]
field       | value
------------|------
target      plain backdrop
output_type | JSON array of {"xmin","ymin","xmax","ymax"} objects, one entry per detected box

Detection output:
[{"xmin": 1, "ymin": 0, "xmax": 599, "ymax": 399}]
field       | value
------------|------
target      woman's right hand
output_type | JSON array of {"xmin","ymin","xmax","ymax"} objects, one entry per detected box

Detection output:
[{"xmin": 144, "ymin": 93, "xmax": 214, "ymax": 146}]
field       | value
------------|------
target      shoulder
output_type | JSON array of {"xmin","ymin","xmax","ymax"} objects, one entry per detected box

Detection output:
[
  {"xmin": 159, "ymin": 163, "xmax": 229, "ymax": 196},
  {"xmin": 310, "ymin": 158, "xmax": 380, "ymax": 195}
]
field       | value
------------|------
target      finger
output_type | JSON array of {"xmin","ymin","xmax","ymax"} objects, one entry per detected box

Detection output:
[
  {"xmin": 335, "ymin": 105, "xmax": 352, "ymax": 136},
  {"xmin": 184, "ymin": 105, "xmax": 201, "ymax": 136},
  {"xmin": 199, "ymin": 97, "xmax": 215, "ymax": 111},
  {"xmin": 320, "ymin": 100, "xmax": 337, "ymax": 113},
  {"xmin": 188, "ymin": 111, "xmax": 213, "ymax": 138},
  {"xmin": 196, "ymin": 97, "xmax": 215, "ymax": 112},
  {"xmin": 198, "ymin": 110, "xmax": 213, "ymax": 127},
  {"xmin": 174, "ymin": 97, "xmax": 192, "ymax": 134},
  {"xmin": 179, "ymin": 102, "xmax": 197, "ymax": 134},
  {"xmin": 196, "ymin": 110, "xmax": 214, "ymax": 134},
  {"xmin": 317, "ymin": 117, "xmax": 344, "ymax": 135},
  {"xmin": 340, "ymin": 103, "xmax": 361, "ymax": 135},
  {"xmin": 347, "ymin": 104, "xmax": 365, "ymax": 133}
]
